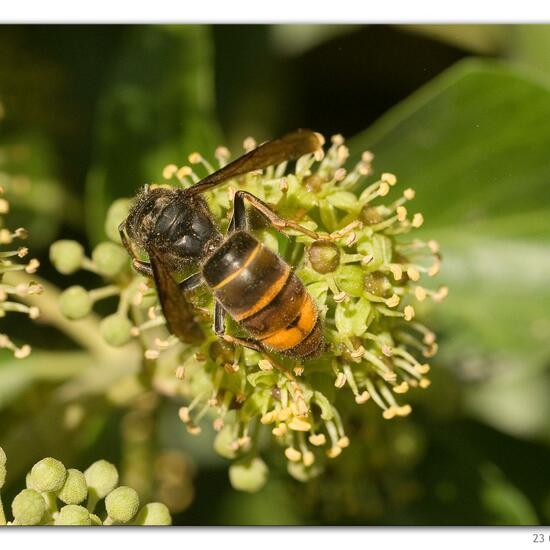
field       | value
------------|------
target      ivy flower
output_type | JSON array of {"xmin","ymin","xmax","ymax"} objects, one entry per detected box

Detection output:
[
  {"xmin": 0, "ymin": 448, "xmax": 171, "ymax": 526},
  {"xmin": 51, "ymin": 133, "xmax": 446, "ymax": 489},
  {"xmin": 0, "ymin": 102, "xmax": 42, "ymax": 358}
]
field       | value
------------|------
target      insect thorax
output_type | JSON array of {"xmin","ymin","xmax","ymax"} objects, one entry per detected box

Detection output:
[{"xmin": 126, "ymin": 187, "xmax": 222, "ymax": 271}]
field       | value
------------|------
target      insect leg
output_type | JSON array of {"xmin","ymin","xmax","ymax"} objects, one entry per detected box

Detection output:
[
  {"xmin": 213, "ymin": 300, "xmax": 226, "ymax": 336},
  {"xmin": 213, "ymin": 300, "xmax": 264, "ymax": 353},
  {"xmin": 178, "ymin": 273, "xmax": 203, "ymax": 292},
  {"xmin": 229, "ymin": 190, "xmax": 324, "ymax": 239},
  {"xmin": 118, "ymin": 221, "xmax": 154, "ymax": 277},
  {"xmin": 222, "ymin": 334, "xmax": 264, "ymax": 353}
]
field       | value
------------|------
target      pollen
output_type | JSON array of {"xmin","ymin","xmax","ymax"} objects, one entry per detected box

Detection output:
[
  {"xmin": 406, "ymin": 266, "xmax": 420, "ymax": 281},
  {"xmin": 378, "ymin": 181, "xmax": 390, "ymax": 197},
  {"xmin": 284, "ymin": 447, "xmax": 302, "ymax": 462},
  {"xmin": 412, "ymin": 213, "xmax": 424, "ymax": 228},
  {"xmin": 243, "ymin": 137, "xmax": 257, "ymax": 151},
  {"xmin": 334, "ymin": 372, "xmax": 347, "ymax": 388},
  {"xmin": 404, "ymin": 305, "xmax": 416, "ymax": 321},
  {"xmin": 386, "ymin": 294, "xmax": 400, "ymax": 308},
  {"xmin": 188, "ymin": 152, "xmax": 202, "ymax": 164},
  {"xmin": 162, "ymin": 164, "xmax": 178, "ymax": 179},
  {"xmin": 288, "ymin": 418, "xmax": 312, "ymax": 432},
  {"xmin": 303, "ymin": 451, "xmax": 315, "ymax": 467},
  {"xmin": 338, "ymin": 437, "xmax": 350, "ymax": 448},
  {"xmin": 381, "ymin": 173, "xmax": 397, "ymax": 186},
  {"xmin": 393, "ymin": 382, "xmax": 409, "ymax": 394},
  {"xmin": 355, "ymin": 391, "xmax": 370, "ymax": 404},
  {"xmin": 403, "ymin": 188, "xmax": 415, "ymax": 200},
  {"xmin": 272, "ymin": 423, "xmax": 287, "ymax": 437},
  {"xmin": 309, "ymin": 433, "xmax": 327, "ymax": 446},
  {"xmin": 178, "ymin": 407, "xmax": 190, "ymax": 423},
  {"xmin": 327, "ymin": 446, "xmax": 342, "ymax": 458}
]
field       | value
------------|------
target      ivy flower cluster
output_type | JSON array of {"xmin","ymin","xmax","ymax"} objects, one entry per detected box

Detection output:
[
  {"xmin": 0, "ymin": 448, "xmax": 171, "ymax": 525},
  {"xmin": 50, "ymin": 133, "xmax": 446, "ymax": 490},
  {"xmin": 0, "ymin": 103, "xmax": 42, "ymax": 359}
]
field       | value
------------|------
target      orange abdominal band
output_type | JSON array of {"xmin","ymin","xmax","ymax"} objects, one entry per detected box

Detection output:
[{"xmin": 260, "ymin": 294, "xmax": 317, "ymax": 351}]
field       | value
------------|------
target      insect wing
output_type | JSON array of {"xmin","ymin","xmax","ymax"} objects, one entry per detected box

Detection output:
[
  {"xmin": 148, "ymin": 248, "xmax": 203, "ymax": 344},
  {"xmin": 184, "ymin": 129, "xmax": 323, "ymax": 197}
]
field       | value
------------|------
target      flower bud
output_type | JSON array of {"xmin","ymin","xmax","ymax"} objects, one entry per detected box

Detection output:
[
  {"xmin": 133, "ymin": 503, "xmax": 172, "ymax": 526},
  {"xmin": 92, "ymin": 242, "xmax": 128, "ymax": 277},
  {"xmin": 213, "ymin": 424, "xmax": 239, "ymax": 459},
  {"xmin": 287, "ymin": 461, "xmax": 323, "ymax": 482},
  {"xmin": 84, "ymin": 460, "xmax": 119, "ymax": 500},
  {"xmin": 308, "ymin": 241, "xmax": 340, "ymax": 274},
  {"xmin": 228, "ymin": 457, "xmax": 268, "ymax": 493},
  {"xmin": 59, "ymin": 286, "xmax": 92, "ymax": 320},
  {"xmin": 105, "ymin": 199, "xmax": 131, "ymax": 243},
  {"xmin": 57, "ymin": 468, "xmax": 88, "ymax": 505},
  {"xmin": 0, "ymin": 446, "xmax": 5, "ymax": 489},
  {"xmin": 55, "ymin": 504, "xmax": 92, "ymax": 525},
  {"xmin": 105, "ymin": 486, "xmax": 140, "ymax": 523},
  {"xmin": 49, "ymin": 240, "xmax": 84, "ymax": 274},
  {"xmin": 29, "ymin": 457, "xmax": 67, "ymax": 493},
  {"xmin": 90, "ymin": 513, "xmax": 102, "ymax": 525},
  {"xmin": 100, "ymin": 314, "xmax": 133, "ymax": 347},
  {"xmin": 11, "ymin": 489, "xmax": 45, "ymax": 525}
]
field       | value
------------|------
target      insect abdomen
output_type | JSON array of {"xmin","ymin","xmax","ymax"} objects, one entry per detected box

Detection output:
[{"xmin": 202, "ymin": 231, "xmax": 322, "ymax": 358}]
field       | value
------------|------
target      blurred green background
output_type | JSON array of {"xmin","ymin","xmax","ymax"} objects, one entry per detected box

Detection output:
[{"xmin": 1, "ymin": 24, "xmax": 550, "ymax": 525}]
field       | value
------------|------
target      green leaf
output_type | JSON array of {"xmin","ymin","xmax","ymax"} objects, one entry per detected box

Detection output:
[
  {"xmin": 480, "ymin": 464, "xmax": 539, "ymax": 525},
  {"xmin": 510, "ymin": 25, "xmax": 550, "ymax": 80},
  {"xmin": 85, "ymin": 25, "xmax": 220, "ymax": 243},
  {"xmin": 349, "ymin": 59, "xmax": 550, "ymax": 364}
]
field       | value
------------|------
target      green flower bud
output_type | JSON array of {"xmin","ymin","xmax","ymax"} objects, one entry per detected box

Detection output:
[
  {"xmin": 105, "ymin": 199, "xmax": 131, "ymax": 243},
  {"xmin": 213, "ymin": 424, "xmax": 239, "ymax": 459},
  {"xmin": 29, "ymin": 457, "xmax": 67, "ymax": 493},
  {"xmin": 105, "ymin": 486, "xmax": 140, "ymax": 523},
  {"xmin": 92, "ymin": 242, "xmax": 128, "ymax": 277},
  {"xmin": 90, "ymin": 513, "xmax": 102, "ymax": 525},
  {"xmin": 228, "ymin": 457, "xmax": 268, "ymax": 493},
  {"xmin": 99, "ymin": 314, "xmax": 133, "ymax": 347},
  {"xmin": 84, "ymin": 460, "xmax": 119, "ymax": 500},
  {"xmin": 11, "ymin": 489, "xmax": 45, "ymax": 525},
  {"xmin": 55, "ymin": 504, "xmax": 91, "ymax": 526},
  {"xmin": 133, "ymin": 503, "xmax": 172, "ymax": 526},
  {"xmin": 49, "ymin": 240, "xmax": 85, "ymax": 274},
  {"xmin": 287, "ymin": 461, "xmax": 323, "ymax": 482},
  {"xmin": 0, "ymin": 446, "xmax": 5, "ymax": 489},
  {"xmin": 57, "ymin": 468, "xmax": 88, "ymax": 505},
  {"xmin": 308, "ymin": 241, "xmax": 340, "ymax": 274},
  {"xmin": 59, "ymin": 286, "xmax": 92, "ymax": 320}
]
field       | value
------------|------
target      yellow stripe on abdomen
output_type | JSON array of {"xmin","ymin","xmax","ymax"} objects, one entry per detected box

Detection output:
[
  {"xmin": 233, "ymin": 265, "xmax": 291, "ymax": 322},
  {"xmin": 212, "ymin": 243, "xmax": 261, "ymax": 290}
]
